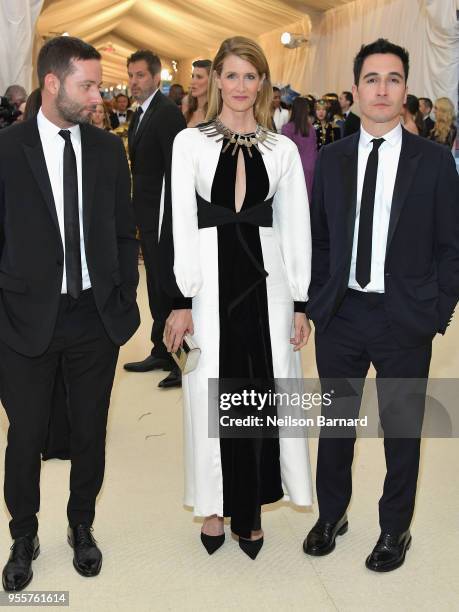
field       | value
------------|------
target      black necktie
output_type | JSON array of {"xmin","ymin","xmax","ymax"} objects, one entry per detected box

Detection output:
[
  {"xmin": 355, "ymin": 138, "xmax": 385, "ymax": 289},
  {"xmin": 59, "ymin": 130, "xmax": 82, "ymax": 299},
  {"xmin": 130, "ymin": 106, "xmax": 142, "ymax": 133}
]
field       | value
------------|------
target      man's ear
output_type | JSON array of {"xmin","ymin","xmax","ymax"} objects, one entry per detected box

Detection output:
[
  {"xmin": 351, "ymin": 83, "xmax": 358, "ymax": 105},
  {"xmin": 44, "ymin": 72, "xmax": 60, "ymax": 96}
]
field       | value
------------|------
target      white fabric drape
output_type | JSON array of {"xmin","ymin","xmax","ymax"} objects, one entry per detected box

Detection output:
[
  {"xmin": 259, "ymin": 0, "xmax": 459, "ymax": 109},
  {"xmin": 0, "ymin": 0, "xmax": 43, "ymax": 95}
]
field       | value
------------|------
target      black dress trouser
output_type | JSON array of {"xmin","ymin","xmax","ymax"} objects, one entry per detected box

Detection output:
[
  {"xmin": 314, "ymin": 289, "xmax": 432, "ymax": 534},
  {"xmin": 0, "ymin": 290, "xmax": 119, "ymax": 539},
  {"xmin": 139, "ymin": 228, "xmax": 175, "ymax": 367}
]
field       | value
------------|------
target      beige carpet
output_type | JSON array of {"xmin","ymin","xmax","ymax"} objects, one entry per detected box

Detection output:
[{"xmin": 1, "ymin": 266, "xmax": 458, "ymax": 611}]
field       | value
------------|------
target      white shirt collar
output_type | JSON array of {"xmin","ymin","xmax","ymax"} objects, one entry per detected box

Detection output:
[
  {"xmin": 37, "ymin": 107, "xmax": 81, "ymax": 144},
  {"xmin": 140, "ymin": 88, "xmax": 159, "ymax": 114},
  {"xmin": 359, "ymin": 122, "xmax": 402, "ymax": 149}
]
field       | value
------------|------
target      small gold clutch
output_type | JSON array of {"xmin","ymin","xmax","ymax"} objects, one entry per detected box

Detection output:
[{"xmin": 171, "ymin": 334, "xmax": 201, "ymax": 375}]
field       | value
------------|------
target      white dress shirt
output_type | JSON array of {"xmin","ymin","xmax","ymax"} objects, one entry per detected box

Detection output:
[
  {"xmin": 273, "ymin": 107, "xmax": 289, "ymax": 134},
  {"xmin": 116, "ymin": 111, "xmax": 128, "ymax": 125},
  {"xmin": 37, "ymin": 108, "xmax": 91, "ymax": 293},
  {"xmin": 348, "ymin": 122, "xmax": 402, "ymax": 293},
  {"xmin": 136, "ymin": 88, "xmax": 158, "ymax": 131}
]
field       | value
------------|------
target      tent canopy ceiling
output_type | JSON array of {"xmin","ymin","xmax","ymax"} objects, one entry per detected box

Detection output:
[{"xmin": 37, "ymin": 0, "xmax": 354, "ymax": 83}]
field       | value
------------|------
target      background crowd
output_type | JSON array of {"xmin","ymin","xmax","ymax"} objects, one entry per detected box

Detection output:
[{"xmin": 2, "ymin": 73, "xmax": 457, "ymax": 192}]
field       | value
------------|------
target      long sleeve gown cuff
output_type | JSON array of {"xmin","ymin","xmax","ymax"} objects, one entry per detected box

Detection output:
[
  {"xmin": 173, "ymin": 297, "xmax": 192, "ymax": 310},
  {"xmin": 294, "ymin": 301, "xmax": 307, "ymax": 313}
]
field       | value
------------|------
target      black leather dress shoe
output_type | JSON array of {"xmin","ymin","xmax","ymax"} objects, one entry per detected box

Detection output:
[
  {"xmin": 124, "ymin": 355, "xmax": 172, "ymax": 372},
  {"xmin": 158, "ymin": 366, "xmax": 182, "ymax": 389},
  {"xmin": 67, "ymin": 525, "xmax": 102, "ymax": 577},
  {"xmin": 2, "ymin": 535, "xmax": 40, "ymax": 592},
  {"xmin": 365, "ymin": 530, "xmax": 411, "ymax": 572},
  {"xmin": 303, "ymin": 515, "xmax": 348, "ymax": 556}
]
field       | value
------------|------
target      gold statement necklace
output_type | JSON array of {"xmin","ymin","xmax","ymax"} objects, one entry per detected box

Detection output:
[{"xmin": 198, "ymin": 116, "xmax": 277, "ymax": 158}]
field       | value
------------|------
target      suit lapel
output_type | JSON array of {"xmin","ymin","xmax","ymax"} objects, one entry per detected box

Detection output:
[
  {"xmin": 131, "ymin": 90, "xmax": 163, "ymax": 151},
  {"xmin": 341, "ymin": 133, "xmax": 360, "ymax": 261},
  {"xmin": 80, "ymin": 124, "xmax": 99, "ymax": 246},
  {"xmin": 386, "ymin": 128, "xmax": 421, "ymax": 253},
  {"xmin": 22, "ymin": 118, "xmax": 61, "ymax": 236}
]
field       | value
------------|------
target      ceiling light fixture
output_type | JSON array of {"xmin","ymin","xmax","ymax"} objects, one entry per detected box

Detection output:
[{"xmin": 281, "ymin": 32, "xmax": 308, "ymax": 49}]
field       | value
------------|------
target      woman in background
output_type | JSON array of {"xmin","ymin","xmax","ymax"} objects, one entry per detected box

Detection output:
[
  {"xmin": 22, "ymin": 88, "xmax": 42, "ymax": 121},
  {"xmin": 184, "ymin": 59, "xmax": 212, "ymax": 127},
  {"xmin": 327, "ymin": 97, "xmax": 345, "ymax": 136},
  {"xmin": 282, "ymin": 97, "xmax": 317, "ymax": 201},
  {"xmin": 429, "ymin": 97, "xmax": 457, "ymax": 151},
  {"xmin": 401, "ymin": 94, "xmax": 423, "ymax": 135},
  {"xmin": 313, "ymin": 98, "xmax": 340, "ymax": 150},
  {"xmin": 90, "ymin": 102, "xmax": 111, "ymax": 130}
]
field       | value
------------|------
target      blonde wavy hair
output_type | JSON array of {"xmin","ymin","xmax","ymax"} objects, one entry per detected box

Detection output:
[
  {"xmin": 206, "ymin": 36, "xmax": 273, "ymax": 129},
  {"xmin": 432, "ymin": 97, "xmax": 456, "ymax": 144}
]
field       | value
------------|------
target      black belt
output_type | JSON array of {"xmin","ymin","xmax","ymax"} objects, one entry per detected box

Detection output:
[{"xmin": 196, "ymin": 193, "xmax": 273, "ymax": 313}]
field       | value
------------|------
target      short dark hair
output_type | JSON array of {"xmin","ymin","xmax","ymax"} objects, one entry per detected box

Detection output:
[
  {"xmin": 273, "ymin": 86, "xmax": 281, "ymax": 93},
  {"xmin": 169, "ymin": 84, "xmax": 184, "ymax": 94},
  {"xmin": 115, "ymin": 92, "xmax": 129, "ymax": 101},
  {"xmin": 353, "ymin": 38, "xmax": 409, "ymax": 85},
  {"xmin": 37, "ymin": 36, "xmax": 101, "ymax": 89},
  {"xmin": 127, "ymin": 50, "xmax": 161, "ymax": 76},
  {"xmin": 419, "ymin": 97, "xmax": 433, "ymax": 111},
  {"xmin": 192, "ymin": 59, "xmax": 212, "ymax": 71},
  {"xmin": 342, "ymin": 91, "xmax": 353, "ymax": 106}
]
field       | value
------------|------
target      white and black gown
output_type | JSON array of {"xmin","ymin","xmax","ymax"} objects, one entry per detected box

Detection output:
[{"xmin": 170, "ymin": 123, "xmax": 313, "ymax": 537}]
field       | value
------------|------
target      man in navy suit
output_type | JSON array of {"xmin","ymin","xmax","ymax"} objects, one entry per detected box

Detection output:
[{"xmin": 304, "ymin": 39, "xmax": 459, "ymax": 571}]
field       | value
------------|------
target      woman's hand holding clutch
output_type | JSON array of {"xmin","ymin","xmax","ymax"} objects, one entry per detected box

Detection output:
[
  {"xmin": 164, "ymin": 309, "xmax": 194, "ymax": 353},
  {"xmin": 290, "ymin": 313, "xmax": 311, "ymax": 352}
]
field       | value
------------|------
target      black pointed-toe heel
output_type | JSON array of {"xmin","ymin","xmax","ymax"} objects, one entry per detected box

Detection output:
[
  {"xmin": 239, "ymin": 536, "xmax": 264, "ymax": 560},
  {"xmin": 200, "ymin": 532, "xmax": 225, "ymax": 555}
]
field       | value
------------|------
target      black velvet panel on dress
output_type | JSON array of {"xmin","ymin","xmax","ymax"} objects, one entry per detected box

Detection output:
[{"xmin": 211, "ymin": 141, "xmax": 283, "ymax": 538}]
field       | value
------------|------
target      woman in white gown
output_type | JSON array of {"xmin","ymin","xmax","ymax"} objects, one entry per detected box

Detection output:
[{"xmin": 164, "ymin": 36, "xmax": 312, "ymax": 559}]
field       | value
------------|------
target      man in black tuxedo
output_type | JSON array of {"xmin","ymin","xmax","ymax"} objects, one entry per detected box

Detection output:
[
  {"xmin": 108, "ymin": 92, "xmax": 133, "ymax": 130},
  {"xmin": 0, "ymin": 36, "xmax": 139, "ymax": 590},
  {"xmin": 339, "ymin": 90, "xmax": 361, "ymax": 137},
  {"xmin": 304, "ymin": 39, "xmax": 459, "ymax": 571},
  {"xmin": 123, "ymin": 50, "xmax": 186, "ymax": 388},
  {"xmin": 419, "ymin": 97, "xmax": 435, "ymax": 138}
]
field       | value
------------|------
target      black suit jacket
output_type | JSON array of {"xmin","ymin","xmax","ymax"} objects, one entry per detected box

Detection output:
[
  {"xmin": 0, "ymin": 117, "xmax": 140, "ymax": 357},
  {"xmin": 421, "ymin": 115, "xmax": 435, "ymax": 138},
  {"xmin": 109, "ymin": 109, "xmax": 133, "ymax": 130},
  {"xmin": 128, "ymin": 90, "xmax": 186, "ymax": 297},
  {"xmin": 343, "ymin": 111, "xmax": 361, "ymax": 137},
  {"xmin": 307, "ymin": 127, "xmax": 459, "ymax": 347}
]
